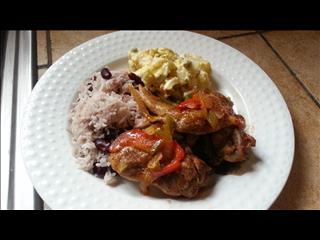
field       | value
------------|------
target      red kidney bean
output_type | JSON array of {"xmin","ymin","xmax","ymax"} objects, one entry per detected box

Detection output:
[
  {"xmin": 104, "ymin": 129, "xmax": 118, "ymax": 142},
  {"xmin": 128, "ymin": 72, "xmax": 144, "ymax": 86},
  {"xmin": 92, "ymin": 165, "xmax": 108, "ymax": 177},
  {"xmin": 94, "ymin": 138, "xmax": 111, "ymax": 152},
  {"xmin": 104, "ymin": 128, "xmax": 126, "ymax": 142},
  {"xmin": 101, "ymin": 68, "xmax": 112, "ymax": 80}
]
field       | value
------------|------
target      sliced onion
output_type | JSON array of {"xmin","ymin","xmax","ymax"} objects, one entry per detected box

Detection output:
[
  {"xmin": 129, "ymin": 84, "xmax": 163, "ymax": 123},
  {"xmin": 129, "ymin": 84, "xmax": 149, "ymax": 115},
  {"xmin": 207, "ymin": 111, "xmax": 218, "ymax": 129}
]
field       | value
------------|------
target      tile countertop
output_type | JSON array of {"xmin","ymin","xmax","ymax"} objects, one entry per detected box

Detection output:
[{"xmin": 36, "ymin": 30, "xmax": 320, "ymax": 210}]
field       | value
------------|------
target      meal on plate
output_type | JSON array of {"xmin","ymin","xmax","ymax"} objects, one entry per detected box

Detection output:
[{"xmin": 68, "ymin": 48, "xmax": 256, "ymax": 198}]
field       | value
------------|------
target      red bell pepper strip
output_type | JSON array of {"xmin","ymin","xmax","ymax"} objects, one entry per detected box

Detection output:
[
  {"xmin": 109, "ymin": 129, "xmax": 162, "ymax": 153},
  {"xmin": 109, "ymin": 129, "xmax": 185, "ymax": 178},
  {"xmin": 176, "ymin": 95, "xmax": 202, "ymax": 111},
  {"xmin": 151, "ymin": 141, "xmax": 185, "ymax": 178}
]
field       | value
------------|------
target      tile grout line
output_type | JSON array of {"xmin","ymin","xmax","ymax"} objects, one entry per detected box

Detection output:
[
  {"xmin": 38, "ymin": 64, "xmax": 47, "ymax": 69},
  {"xmin": 259, "ymin": 33, "xmax": 320, "ymax": 109},
  {"xmin": 216, "ymin": 31, "xmax": 269, "ymax": 40},
  {"xmin": 37, "ymin": 31, "xmax": 52, "ymax": 73},
  {"xmin": 46, "ymin": 30, "xmax": 52, "ymax": 67}
]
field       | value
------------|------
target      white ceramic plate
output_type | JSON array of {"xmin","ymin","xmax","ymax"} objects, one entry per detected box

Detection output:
[{"xmin": 21, "ymin": 31, "xmax": 294, "ymax": 209}]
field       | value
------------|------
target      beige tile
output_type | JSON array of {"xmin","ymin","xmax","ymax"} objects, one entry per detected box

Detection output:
[
  {"xmin": 192, "ymin": 30, "xmax": 256, "ymax": 39},
  {"xmin": 37, "ymin": 31, "xmax": 47, "ymax": 66},
  {"xmin": 221, "ymin": 35, "xmax": 320, "ymax": 209},
  {"xmin": 263, "ymin": 31, "xmax": 320, "ymax": 102},
  {"xmin": 50, "ymin": 31, "xmax": 115, "ymax": 63},
  {"xmin": 38, "ymin": 68, "xmax": 47, "ymax": 79}
]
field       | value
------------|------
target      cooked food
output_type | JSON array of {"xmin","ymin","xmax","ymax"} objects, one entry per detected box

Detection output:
[
  {"xmin": 133, "ymin": 85, "xmax": 246, "ymax": 134},
  {"xmin": 68, "ymin": 69, "xmax": 148, "ymax": 183},
  {"xmin": 68, "ymin": 48, "xmax": 256, "ymax": 198},
  {"xmin": 192, "ymin": 127, "xmax": 256, "ymax": 168},
  {"xmin": 128, "ymin": 48, "xmax": 214, "ymax": 101},
  {"xmin": 108, "ymin": 129, "xmax": 212, "ymax": 198}
]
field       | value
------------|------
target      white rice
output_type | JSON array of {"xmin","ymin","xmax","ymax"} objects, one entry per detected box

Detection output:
[{"xmin": 68, "ymin": 69, "xmax": 148, "ymax": 184}]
